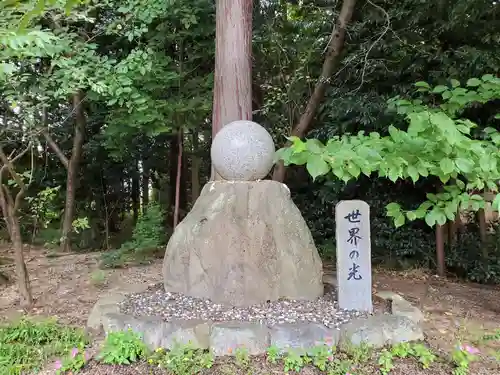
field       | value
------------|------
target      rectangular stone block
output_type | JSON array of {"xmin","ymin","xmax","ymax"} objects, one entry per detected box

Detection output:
[
  {"xmin": 161, "ymin": 320, "xmax": 211, "ymax": 349},
  {"xmin": 335, "ymin": 200, "xmax": 372, "ymax": 313},
  {"xmin": 269, "ymin": 322, "xmax": 339, "ymax": 355},
  {"xmin": 209, "ymin": 322, "xmax": 270, "ymax": 356}
]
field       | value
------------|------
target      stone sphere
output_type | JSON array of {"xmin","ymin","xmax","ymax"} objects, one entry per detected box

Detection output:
[{"xmin": 211, "ymin": 120, "xmax": 276, "ymax": 181}]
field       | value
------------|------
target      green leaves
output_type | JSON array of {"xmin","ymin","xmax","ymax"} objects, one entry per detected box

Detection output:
[
  {"xmin": 439, "ymin": 158, "xmax": 454, "ymax": 175},
  {"xmin": 432, "ymin": 85, "xmax": 448, "ymax": 94},
  {"xmin": 424, "ymin": 209, "xmax": 447, "ymax": 227},
  {"xmin": 386, "ymin": 202, "xmax": 405, "ymax": 228},
  {"xmin": 455, "ymin": 158, "xmax": 474, "ymax": 174},
  {"xmin": 493, "ymin": 194, "xmax": 500, "ymax": 212},
  {"xmin": 407, "ymin": 112, "xmax": 429, "ymax": 135},
  {"xmin": 281, "ymin": 74, "xmax": 500, "ymax": 230},
  {"xmin": 306, "ymin": 154, "xmax": 329, "ymax": 181},
  {"xmin": 466, "ymin": 78, "xmax": 481, "ymax": 87}
]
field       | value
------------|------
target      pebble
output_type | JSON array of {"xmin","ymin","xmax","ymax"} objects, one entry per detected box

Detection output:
[{"xmin": 119, "ymin": 284, "xmax": 365, "ymax": 328}]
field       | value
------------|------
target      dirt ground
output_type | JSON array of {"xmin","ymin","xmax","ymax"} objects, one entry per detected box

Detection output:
[{"xmin": 1, "ymin": 246, "xmax": 500, "ymax": 374}]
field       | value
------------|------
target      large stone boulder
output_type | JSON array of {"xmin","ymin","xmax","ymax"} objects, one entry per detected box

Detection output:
[{"xmin": 163, "ymin": 180, "xmax": 323, "ymax": 306}]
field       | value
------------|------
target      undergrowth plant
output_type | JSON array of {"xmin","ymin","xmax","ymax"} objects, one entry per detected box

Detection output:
[
  {"xmin": 54, "ymin": 346, "xmax": 90, "ymax": 374},
  {"xmin": 451, "ymin": 343, "xmax": 480, "ymax": 375},
  {"xmin": 100, "ymin": 202, "xmax": 165, "ymax": 268},
  {"xmin": 148, "ymin": 343, "xmax": 214, "ymax": 375},
  {"xmin": 234, "ymin": 346, "xmax": 251, "ymax": 371},
  {"xmin": 97, "ymin": 330, "xmax": 148, "ymax": 365},
  {"xmin": 0, "ymin": 318, "xmax": 87, "ymax": 375},
  {"xmin": 0, "ymin": 317, "xmax": 485, "ymax": 375}
]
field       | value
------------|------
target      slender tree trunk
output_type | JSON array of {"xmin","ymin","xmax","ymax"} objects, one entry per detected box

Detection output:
[
  {"xmin": 211, "ymin": 0, "xmax": 253, "ymax": 180},
  {"xmin": 173, "ymin": 131, "xmax": 183, "ymax": 228},
  {"xmin": 180, "ymin": 143, "xmax": 188, "ymax": 214},
  {"xmin": 169, "ymin": 134, "xmax": 178, "ymax": 214},
  {"xmin": 191, "ymin": 131, "xmax": 201, "ymax": 202},
  {"xmin": 478, "ymin": 208, "xmax": 487, "ymax": 242},
  {"xmin": 60, "ymin": 91, "xmax": 86, "ymax": 252},
  {"xmin": 142, "ymin": 164, "xmax": 150, "ymax": 214},
  {"xmin": 10, "ymin": 213, "xmax": 31, "ymax": 306},
  {"xmin": 0, "ymin": 146, "xmax": 33, "ymax": 307},
  {"xmin": 131, "ymin": 162, "xmax": 140, "ymax": 223},
  {"xmin": 272, "ymin": 0, "xmax": 357, "ymax": 182},
  {"xmin": 448, "ymin": 210, "xmax": 462, "ymax": 246},
  {"xmin": 435, "ymin": 224, "xmax": 445, "ymax": 277},
  {"xmin": 477, "ymin": 208, "xmax": 488, "ymax": 257}
]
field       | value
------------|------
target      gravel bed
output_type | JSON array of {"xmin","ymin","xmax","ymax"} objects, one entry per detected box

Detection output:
[{"xmin": 119, "ymin": 284, "xmax": 368, "ymax": 329}]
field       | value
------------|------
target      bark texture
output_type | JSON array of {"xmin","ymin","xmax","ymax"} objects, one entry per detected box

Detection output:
[
  {"xmin": 60, "ymin": 91, "xmax": 86, "ymax": 252},
  {"xmin": 0, "ymin": 145, "xmax": 33, "ymax": 307}
]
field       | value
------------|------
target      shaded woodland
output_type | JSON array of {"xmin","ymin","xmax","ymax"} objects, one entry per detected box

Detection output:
[{"xmin": 0, "ymin": 0, "xmax": 500, "ymax": 308}]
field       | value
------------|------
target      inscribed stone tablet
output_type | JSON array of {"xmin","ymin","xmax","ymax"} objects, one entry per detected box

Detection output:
[{"xmin": 335, "ymin": 200, "xmax": 372, "ymax": 313}]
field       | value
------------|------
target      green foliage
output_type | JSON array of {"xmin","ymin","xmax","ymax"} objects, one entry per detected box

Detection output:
[
  {"xmin": 127, "ymin": 202, "xmax": 165, "ymax": 250},
  {"xmin": 25, "ymin": 186, "xmax": 61, "ymax": 230},
  {"xmin": 149, "ymin": 344, "xmax": 214, "ymax": 375},
  {"xmin": 89, "ymin": 269, "xmax": 107, "ymax": 286},
  {"xmin": 451, "ymin": 343, "xmax": 480, "ymax": 375},
  {"xmin": 72, "ymin": 217, "xmax": 90, "ymax": 233},
  {"xmin": 55, "ymin": 346, "xmax": 89, "ymax": 375},
  {"xmin": 0, "ymin": 317, "xmax": 88, "ymax": 375},
  {"xmin": 266, "ymin": 344, "xmax": 280, "ymax": 364},
  {"xmin": 234, "ymin": 346, "xmax": 251, "ymax": 370},
  {"xmin": 277, "ymin": 75, "xmax": 500, "ymax": 229},
  {"xmin": 377, "ymin": 348, "xmax": 394, "ymax": 375},
  {"xmin": 100, "ymin": 202, "xmax": 165, "ymax": 268},
  {"xmin": 446, "ymin": 222, "xmax": 500, "ymax": 284},
  {"xmin": 283, "ymin": 349, "xmax": 308, "ymax": 373},
  {"xmin": 97, "ymin": 329, "xmax": 148, "ymax": 365}
]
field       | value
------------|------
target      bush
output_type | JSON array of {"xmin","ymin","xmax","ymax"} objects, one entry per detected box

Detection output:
[
  {"xmin": 97, "ymin": 330, "xmax": 148, "ymax": 365},
  {"xmin": 447, "ymin": 221, "xmax": 500, "ymax": 284},
  {"xmin": 292, "ymin": 174, "xmax": 435, "ymax": 267},
  {"xmin": 0, "ymin": 318, "xmax": 88, "ymax": 375},
  {"xmin": 100, "ymin": 202, "xmax": 166, "ymax": 268}
]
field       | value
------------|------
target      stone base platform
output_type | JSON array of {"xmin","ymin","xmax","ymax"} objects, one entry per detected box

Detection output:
[{"xmin": 87, "ymin": 283, "xmax": 424, "ymax": 355}]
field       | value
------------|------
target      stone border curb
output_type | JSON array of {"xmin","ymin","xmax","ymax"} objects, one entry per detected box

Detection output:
[{"xmin": 87, "ymin": 286, "xmax": 425, "ymax": 356}]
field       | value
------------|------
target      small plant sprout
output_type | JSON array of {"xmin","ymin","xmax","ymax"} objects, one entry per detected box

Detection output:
[
  {"xmin": 90, "ymin": 269, "xmax": 107, "ymax": 286},
  {"xmin": 97, "ymin": 329, "xmax": 148, "ymax": 365},
  {"xmin": 266, "ymin": 344, "xmax": 280, "ymax": 363},
  {"xmin": 235, "ymin": 346, "xmax": 250, "ymax": 369},
  {"xmin": 452, "ymin": 343, "xmax": 480, "ymax": 375}
]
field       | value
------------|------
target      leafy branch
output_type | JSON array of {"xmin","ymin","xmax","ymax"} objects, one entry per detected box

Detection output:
[{"xmin": 275, "ymin": 74, "xmax": 500, "ymax": 228}]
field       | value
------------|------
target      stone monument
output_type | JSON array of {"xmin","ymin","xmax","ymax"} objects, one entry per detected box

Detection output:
[
  {"xmin": 335, "ymin": 200, "xmax": 373, "ymax": 313},
  {"xmin": 163, "ymin": 120, "xmax": 324, "ymax": 307}
]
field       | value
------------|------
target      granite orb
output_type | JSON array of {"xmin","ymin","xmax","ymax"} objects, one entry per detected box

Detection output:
[{"xmin": 210, "ymin": 120, "xmax": 276, "ymax": 181}]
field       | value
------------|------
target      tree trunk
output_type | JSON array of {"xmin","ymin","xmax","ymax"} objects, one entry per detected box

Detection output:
[
  {"xmin": 10, "ymin": 213, "xmax": 31, "ymax": 307},
  {"xmin": 191, "ymin": 131, "xmax": 201, "ymax": 202},
  {"xmin": 211, "ymin": 0, "xmax": 253, "ymax": 180},
  {"xmin": 131, "ymin": 162, "xmax": 140, "ymax": 223},
  {"xmin": 60, "ymin": 91, "xmax": 86, "ymax": 252},
  {"xmin": 0, "ymin": 146, "xmax": 33, "ymax": 307},
  {"xmin": 142, "ymin": 164, "xmax": 150, "ymax": 214},
  {"xmin": 169, "ymin": 134, "xmax": 179, "ymax": 214},
  {"xmin": 435, "ymin": 224, "xmax": 445, "ymax": 277},
  {"xmin": 272, "ymin": 0, "xmax": 357, "ymax": 182},
  {"xmin": 173, "ymin": 131, "xmax": 183, "ymax": 228},
  {"xmin": 448, "ymin": 211, "xmax": 462, "ymax": 246},
  {"xmin": 477, "ymin": 208, "xmax": 488, "ymax": 257}
]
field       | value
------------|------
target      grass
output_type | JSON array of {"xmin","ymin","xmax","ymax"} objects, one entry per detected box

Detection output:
[
  {"xmin": 0, "ymin": 318, "xmax": 498, "ymax": 375},
  {"xmin": 0, "ymin": 317, "xmax": 88, "ymax": 375}
]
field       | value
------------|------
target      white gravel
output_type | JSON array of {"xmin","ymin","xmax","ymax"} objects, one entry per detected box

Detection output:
[{"xmin": 119, "ymin": 284, "xmax": 367, "ymax": 329}]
